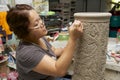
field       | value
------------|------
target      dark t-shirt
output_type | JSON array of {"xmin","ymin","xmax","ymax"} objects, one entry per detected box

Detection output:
[{"xmin": 16, "ymin": 37, "xmax": 56, "ymax": 80}]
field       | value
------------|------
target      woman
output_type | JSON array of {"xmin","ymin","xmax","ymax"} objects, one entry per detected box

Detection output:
[{"xmin": 7, "ymin": 4, "xmax": 83, "ymax": 80}]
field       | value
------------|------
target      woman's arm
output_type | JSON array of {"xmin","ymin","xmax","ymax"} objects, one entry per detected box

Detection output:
[
  {"xmin": 33, "ymin": 20, "xmax": 83, "ymax": 77},
  {"xmin": 51, "ymin": 46, "xmax": 64, "ymax": 57},
  {"xmin": 33, "ymin": 38, "xmax": 76, "ymax": 77}
]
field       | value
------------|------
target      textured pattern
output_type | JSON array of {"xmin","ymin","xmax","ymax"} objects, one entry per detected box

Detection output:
[{"xmin": 72, "ymin": 21, "xmax": 110, "ymax": 80}]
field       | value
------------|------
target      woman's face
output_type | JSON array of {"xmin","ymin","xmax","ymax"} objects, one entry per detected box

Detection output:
[{"xmin": 28, "ymin": 10, "xmax": 48, "ymax": 39}]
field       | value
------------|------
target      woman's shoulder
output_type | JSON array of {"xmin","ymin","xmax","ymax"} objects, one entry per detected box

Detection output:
[
  {"xmin": 16, "ymin": 41, "xmax": 45, "ymax": 60},
  {"xmin": 16, "ymin": 41, "xmax": 42, "ymax": 54}
]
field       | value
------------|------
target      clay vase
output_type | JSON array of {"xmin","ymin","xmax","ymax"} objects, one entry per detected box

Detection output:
[{"xmin": 72, "ymin": 12, "xmax": 111, "ymax": 80}]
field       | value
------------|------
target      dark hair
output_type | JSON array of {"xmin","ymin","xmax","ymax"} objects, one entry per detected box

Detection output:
[{"xmin": 7, "ymin": 4, "xmax": 34, "ymax": 39}]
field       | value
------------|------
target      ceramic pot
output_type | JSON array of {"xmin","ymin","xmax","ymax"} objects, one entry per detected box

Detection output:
[{"xmin": 72, "ymin": 12, "xmax": 111, "ymax": 80}]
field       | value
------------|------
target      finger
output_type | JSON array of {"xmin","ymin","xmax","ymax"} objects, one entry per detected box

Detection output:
[
  {"xmin": 74, "ymin": 20, "xmax": 82, "ymax": 28},
  {"xmin": 80, "ymin": 22, "xmax": 83, "ymax": 30},
  {"xmin": 77, "ymin": 23, "xmax": 83, "ymax": 32}
]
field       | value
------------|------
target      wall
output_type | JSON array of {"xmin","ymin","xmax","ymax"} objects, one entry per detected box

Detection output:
[{"xmin": 75, "ymin": 0, "xmax": 111, "ymax": 12}]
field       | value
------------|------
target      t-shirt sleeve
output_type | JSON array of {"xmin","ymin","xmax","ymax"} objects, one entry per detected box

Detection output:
[{"xmin": 17, "ymin": 48, "xmax": 45, "ymax": 73}]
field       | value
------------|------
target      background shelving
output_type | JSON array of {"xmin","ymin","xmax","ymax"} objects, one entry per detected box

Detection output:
[{"xmin": 49, "ymin": 0, "xmax": 76, "ymax": 26}]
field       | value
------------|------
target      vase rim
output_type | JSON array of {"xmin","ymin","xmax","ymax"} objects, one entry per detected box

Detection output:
[{"xmin": 74, "ymin": 12, "xmax": 112, "ymax": 17}]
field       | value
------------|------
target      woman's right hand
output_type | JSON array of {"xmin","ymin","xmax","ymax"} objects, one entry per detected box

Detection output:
[{"xmin": 68, "ymin": 20, "xmax": 83, "ymax": 41}]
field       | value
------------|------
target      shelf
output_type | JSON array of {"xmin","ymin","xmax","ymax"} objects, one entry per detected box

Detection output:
[{"xmin": 49, "ymin": 0, "xmax": 76, "ymax": 25}]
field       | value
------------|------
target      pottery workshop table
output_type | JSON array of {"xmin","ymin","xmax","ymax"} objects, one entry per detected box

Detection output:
[
  {"xmin": 50, "ymin": 38, "xmax": 120, "ymax": 80},
  {"xmin": 105, "ymin": 38, "xmax": 120, "ymax": 80}
]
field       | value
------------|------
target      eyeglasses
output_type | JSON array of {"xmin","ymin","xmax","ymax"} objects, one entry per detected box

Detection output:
[{"xmin": 29, "ymin": 20, "xmax": 45, "ymax": 30}]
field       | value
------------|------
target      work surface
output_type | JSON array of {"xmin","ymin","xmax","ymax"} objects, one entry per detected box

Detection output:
[{"xmin": 106, "ymin": 38, "xmax": 120, "ymax": 72}]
